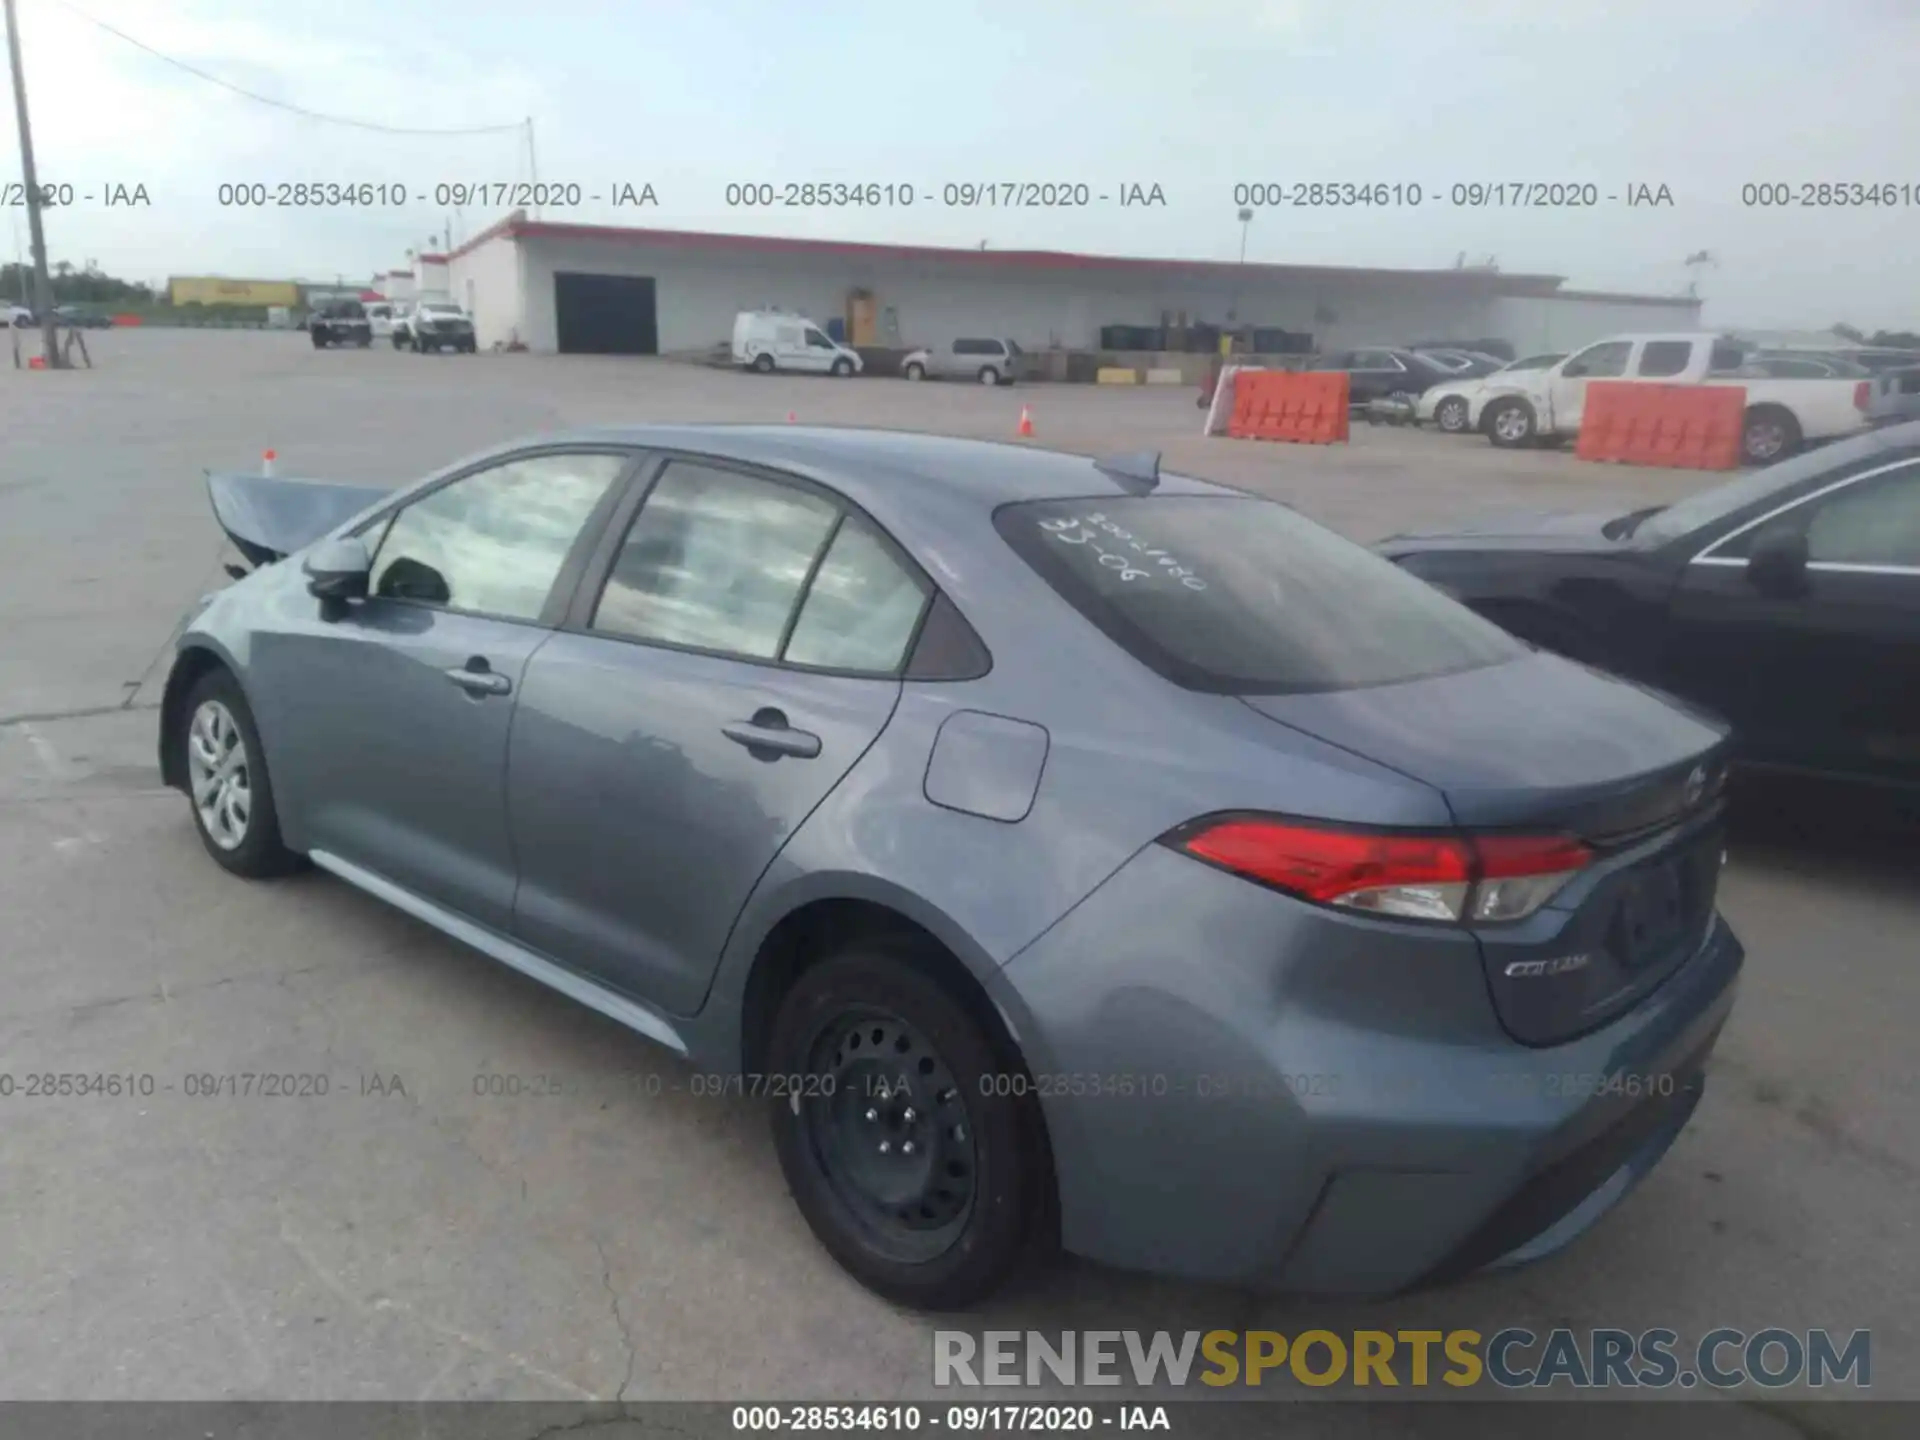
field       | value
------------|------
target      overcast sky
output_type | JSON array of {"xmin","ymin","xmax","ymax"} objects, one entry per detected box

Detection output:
[{"xmin": 6, "ymin": 0, "xmax": 1916, "ymax": 328}]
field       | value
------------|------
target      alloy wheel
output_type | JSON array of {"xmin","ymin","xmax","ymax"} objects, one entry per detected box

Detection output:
[
  {"xmin": 1745, "ymin": 421, "xmax": 1787, "ymax": 461},
  {"xmin": 188, "ymin": 699, "xmax": 252, "ymax": 851}
]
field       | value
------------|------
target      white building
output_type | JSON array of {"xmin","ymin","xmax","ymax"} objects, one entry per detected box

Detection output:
[{"xmin": 445, "ymin": 211, "xmax": 1701, "ymax": 358}]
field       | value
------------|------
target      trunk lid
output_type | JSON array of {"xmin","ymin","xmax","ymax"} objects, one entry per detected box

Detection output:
[{"xmin": 1244, "ymin": 652, "xmax": 1732, "ymax": 1044}]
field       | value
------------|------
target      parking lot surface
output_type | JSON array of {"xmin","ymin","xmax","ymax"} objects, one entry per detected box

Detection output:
[{"xmin": 1, "ymin": 333, "xmax": 1914, "ymax": 1430}]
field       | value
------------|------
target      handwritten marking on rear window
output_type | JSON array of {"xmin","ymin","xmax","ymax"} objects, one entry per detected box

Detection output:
[{"xmin": 1039, "ymin": 513, "xmax": 1207, "ymax": 590}]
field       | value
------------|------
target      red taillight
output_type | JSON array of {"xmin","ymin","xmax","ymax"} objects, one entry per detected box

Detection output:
[
  {"xmin": 1171, "ymin": 817, "xmax": 1592, "ymax": 924},
  {"xmin": 1854, "ymin": 380, "xmax": 1873, "ymax": 412}
]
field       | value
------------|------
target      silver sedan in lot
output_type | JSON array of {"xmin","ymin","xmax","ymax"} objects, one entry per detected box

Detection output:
[{"xmin": 158, "ymin": 426, "xmax": 1742, "ymax": 1308}]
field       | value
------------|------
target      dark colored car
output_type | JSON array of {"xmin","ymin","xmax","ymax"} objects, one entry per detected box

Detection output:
[
  {"xmin": 1379, "ymin": 421, "xmax": 1920, "ymax": 790},
  {"xmin": 159, "ymin": 428, "xmax": 1742, "ymax": 1308},
  {"xmin": 1309, "ymin": 347, "xmax": 1463, "ymax": 405},
  {"xmin": 52, "ymin": 306, "xmax": 113, "ymax": 329},
  {"xmin": 1419, "ymin": 349, "xmax": 1509, "ymax": 379},
  {"xmin": 1412, "ymin": 337, "xmax": 1518, "ymax": 363},
  {"xmin": 1839, "ymin": 348, "xmax": 1920, "ymax": 374},
  {"xmin": 309, "ymin": 300, "xmax": 372, "ymax": 349}
]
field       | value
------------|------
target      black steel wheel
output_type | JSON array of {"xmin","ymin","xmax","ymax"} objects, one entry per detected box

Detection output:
[
  {"xmin": 803, "ymin": 1006, "xmax": 978, "ymax": 1261},
  {"xmin": 766, "ymin": 944, "xmax": 1050, "ymax": 1309}
]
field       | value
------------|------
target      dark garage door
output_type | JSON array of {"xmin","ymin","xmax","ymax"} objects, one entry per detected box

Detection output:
[{"xmin": 554, "ymin": 272, "xmax": 658, "ymax": 355}]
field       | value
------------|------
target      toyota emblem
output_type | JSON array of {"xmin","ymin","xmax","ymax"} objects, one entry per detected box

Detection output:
[{"xmin": 1683, "ymin": 764, "xmax": 1708, "ymax": 808}]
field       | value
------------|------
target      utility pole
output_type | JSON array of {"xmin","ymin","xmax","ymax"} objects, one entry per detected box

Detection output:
[
  {"xmin": 525, "ymin": 117, "xmax": 539, "ymax": 219},
  {"xmin": 4, "ymin": 0, "xmax": 62, "ymax": 366},
  {"xmin": 1228, "ymin": 206, "xmax": 1253, "ymax": 326}
]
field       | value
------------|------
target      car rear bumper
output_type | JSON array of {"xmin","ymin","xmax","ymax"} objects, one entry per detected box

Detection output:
[{"xmin": 994, "ymin": 843, "xmax": 1742, "ymax": 1294}]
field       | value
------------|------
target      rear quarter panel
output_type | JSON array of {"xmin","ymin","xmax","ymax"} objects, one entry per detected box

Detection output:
[{"xmin": 695, "ymin": 502, "xmax": 1455, "ymax": 1061}]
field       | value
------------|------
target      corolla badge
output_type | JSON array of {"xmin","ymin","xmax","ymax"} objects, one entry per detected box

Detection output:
[
  {"xmin": 1683, "ymin": 764, "xmax": 1708, "ymax": 809},
  {"xmin": 1505, "ymin": 953, "xmax": 1592, "ymax": 978}
]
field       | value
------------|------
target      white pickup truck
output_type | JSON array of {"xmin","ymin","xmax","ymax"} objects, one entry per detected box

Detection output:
[{"xmin": 1476, "ymin": 332, "xmax": 1898, "ymax": 465}]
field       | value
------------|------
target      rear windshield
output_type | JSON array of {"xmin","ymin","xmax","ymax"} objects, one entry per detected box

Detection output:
[{"xmin": 995, "ymin": 495, "xmax": 1523, "ymax": 694}]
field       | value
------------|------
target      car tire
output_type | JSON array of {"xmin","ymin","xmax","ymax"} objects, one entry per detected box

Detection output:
[
  {"xmin": 978, "ymin": 366, "xmax": 1000, "ymax": 386},
  {"xmin": 392, "ymin": 333, "xmax": 405, "ymax": 350},
  {"xmin": 1485, "ymin": 398, "xmax": 1537, "ymax": 448},
  {"xmin": 904, "ymin": 362, "xmax": 926, "ymax": 381},
  {"xmin": 1435, "ymin": 396, "xmax": 1471, "ymax": 433},
  {"xmin": 766, "ymin": 943, "xmax": 1051, "ymax": 1310},
  {"xmin": 356, "ymin": 335, "xmax": 371, "ymax": 348},
  {"xmin": 753, "ymin": 353, "xmax": 776, "ymax": 374},
  {"xmin": 832, "ymin": 357, "xmax": 854, "ymax": 377},
  {"xmin": 1741, "ymin": 405, "xmax": 1802, "ymax": 466},
  {"xmin": 311, "ymin": 332, "xmax": 326, "ymax": 349},
  {"xmin": 180, "ymin": 668, "xmax": 303, "ymax": 880},
  {"xmin": 461, "ymin": 340, "xmax": 477, "ymax": 353}
]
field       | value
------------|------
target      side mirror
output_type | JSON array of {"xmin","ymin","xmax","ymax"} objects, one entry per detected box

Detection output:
[
  {"xmin": 304, "ymin": 535, "xmax": 372, "ymax": 602},
  {"xmin": 1745, "ymin": 525, "xmax": 1809, "ymax": 597}
]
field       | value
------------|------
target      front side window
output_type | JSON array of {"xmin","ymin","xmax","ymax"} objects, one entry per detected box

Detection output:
[
  {"xmin": 592, "ymin": 462, "xmax": 838, "ymax": 659},
  {"xmin": 1806, "ymin": 466, "xmax": 1920, "ymax": 567},
  {"xmin": 370, "ymin": 452, "xmax": 629, "ymax": 620},
  {"xmin": 995, "ymin": 495, "xmax": 1522, "ymax": 694},
  {"xmin": 806, "ymin": 329, "xmax": 835, "ymax": 349},
  {"xmin": 1562, "ymin": 342, "xmax": 1632, "ymax": 378},
  {"xmin": 1350, "ymin": 350, "xmax": 1406, "ymax": 372},
  {"xmin": 785, "ymin": 515, "xmax": 929, "ymax": 671}
]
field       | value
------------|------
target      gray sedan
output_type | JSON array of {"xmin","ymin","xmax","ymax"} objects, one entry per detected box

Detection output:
[{"xmin": 159, "ymin": 427, "xmax": 1743, "ymax": 1308}]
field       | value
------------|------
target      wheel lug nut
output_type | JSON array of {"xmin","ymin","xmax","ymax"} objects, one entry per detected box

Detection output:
[
  {"xmin": 902, "ymin": 1107, "xmax": 917, "ymax": 1123},
  {"xmin": 901, "ymin": 1141, "xmax": 915, "ymax": 1155},
  {"xmin": 864, "ymin": 1108, "xmax": 878, "ymax": 1122},
  {"xmin": 878, "ymin": 1141, "xmax": 891, "ymax": 1154}
]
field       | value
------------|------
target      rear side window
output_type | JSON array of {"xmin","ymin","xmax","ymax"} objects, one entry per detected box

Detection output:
[
  {"xmin": 1638, "ymin": 341, "xmax": 1694, "ymax": 377},
  {"xmin": 784, "ymin": 514, "xmax": 931, "ymax": 672},
  {"xmin": 995, "ymin": 496, "xmax": 1522, "ymax": 694}
]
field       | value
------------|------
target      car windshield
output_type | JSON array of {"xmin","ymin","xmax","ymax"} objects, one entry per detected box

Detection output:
[
  {"xmin": 422, "ymin": 304, "xmax": 462, "ymax": 315},
  {"xmin": 1502, "ymin": 354, "xmax": 1565, "ymax": 372},
  {"xmin": 995, "ymin": 494, "xmax": 1523, "ymax": 694},
  {"xmin": 1631, "ymin": 429, "xmax": 1898, "ymax": 545}
]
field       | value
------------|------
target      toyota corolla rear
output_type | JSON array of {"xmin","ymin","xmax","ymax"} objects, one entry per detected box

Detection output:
[{"xmin": 989, "ymin": 490, "xmax": 1743, "ymax": 1293}]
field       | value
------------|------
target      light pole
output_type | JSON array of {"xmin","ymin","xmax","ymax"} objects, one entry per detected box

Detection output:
[
  {"xmin": 4, "ymin": 0, "xmax": 63, "ymax": 366},
  {"xmin": 1227, "ymin": 207, "xmax": 1254, "ymax": 344}
]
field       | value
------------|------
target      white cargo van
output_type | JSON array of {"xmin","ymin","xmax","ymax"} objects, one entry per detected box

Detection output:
[{"xmin": 732, "ymin": 310, "xmax": 862, "ymax": 376}]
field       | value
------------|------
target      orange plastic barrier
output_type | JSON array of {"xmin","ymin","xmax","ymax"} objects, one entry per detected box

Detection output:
[
  {"xmin": 1575, "ymin": 381, "xmax": 1745, "ymax": 471},
  {"xmin": 1226, "ymin": 370, "xmax": 1350, "ymax": 445}
]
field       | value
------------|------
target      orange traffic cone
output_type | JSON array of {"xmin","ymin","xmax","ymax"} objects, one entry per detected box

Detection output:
[
  {"xmin": 1017, "ymin": 405, "xmax": 1034, "ymax": 438},
  {"xmin": 261, "ymin": 449, "xmax": 277, "ymax": 477},
  {"xmin": 786, "ymin": 411, "xmax": 797, "ymax": 424}
]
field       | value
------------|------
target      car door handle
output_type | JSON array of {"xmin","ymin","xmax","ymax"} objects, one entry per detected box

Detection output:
[
  {"xmin": 444, "ymin": 665, "xmax": 512, "ymax": 697},
  {"xmin": 722, "ymin": 712, "xmax": 821, "ymax": 759}
]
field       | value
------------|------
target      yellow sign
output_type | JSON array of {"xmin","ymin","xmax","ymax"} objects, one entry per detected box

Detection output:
[{"xmin": 168, "ymin": 276, "xmax": 301, "ymax": 307}]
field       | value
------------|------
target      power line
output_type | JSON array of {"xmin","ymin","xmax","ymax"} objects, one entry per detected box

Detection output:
[{"xmin": 44, "ymin": 0, "xmax": 527, "ymax": 136}]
